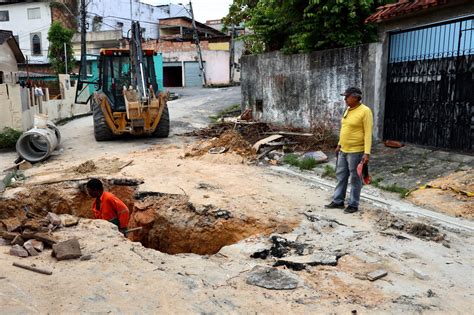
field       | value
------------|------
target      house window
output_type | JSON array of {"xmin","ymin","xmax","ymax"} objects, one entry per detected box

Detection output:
[
  {"xmin": 0, "ymin": 10, "xmax": 9, "ymax": 21},
  {"xmin": 31, "ymin": 33, "xmax": 41, "ymax": 55},
  {"xmin": 28, "ymin": 7, "xmax": 41, "ymax": 20}
]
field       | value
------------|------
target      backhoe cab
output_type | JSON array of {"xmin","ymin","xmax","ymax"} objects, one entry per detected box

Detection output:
[{"xmin": 76, "ymin": 21, "xmax": 169, "ymax": 141}]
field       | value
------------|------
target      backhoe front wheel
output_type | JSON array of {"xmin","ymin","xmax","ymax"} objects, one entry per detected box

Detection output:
[
  {"xmin": 92, "ymin": 98, "xmax": 114, "ymax": 141},
  {"xmin": 152, "ymin": 105, "xmax": 170, "ymax": 138}
]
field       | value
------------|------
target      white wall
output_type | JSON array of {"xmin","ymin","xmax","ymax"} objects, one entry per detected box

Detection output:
[
  {"xmin": 0, "ymin": 41, "xmax": 19, "ymax": 73},
  {"xmin": 0, "ymin": 74, "xmax": 90, "ymax": 132},
  {"xmin": 162, "ymin": 50, "xmax": 230, "ymax": 85},
  {"xmin": 0, "ymin": 2, "xmax": 51, "ymax": 64},
  {"xmin": 87, "ymin": 1, "xmax": 190, "ymax": 40}
]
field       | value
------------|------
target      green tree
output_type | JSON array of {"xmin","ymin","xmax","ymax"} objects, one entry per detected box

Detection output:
[
  {"xmin": 224, "ymin": 0, "xmax": 394, "ymax": 54},
  {"xmin": 47, "ymin": 21, "xmax": 75, "ymax": 74}
]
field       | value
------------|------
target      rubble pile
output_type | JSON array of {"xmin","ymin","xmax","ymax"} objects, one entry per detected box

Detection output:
[
  {"xmin": 184, "ymin": 121, "xmax": 338, "ymax": 154},
  {"xmin": 0, "ymin": 212, "xmax": 80, "ymax": 259}
]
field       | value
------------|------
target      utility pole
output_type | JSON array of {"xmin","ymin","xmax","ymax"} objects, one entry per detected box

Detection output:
[
  {"xmin": 64, "ymin": 42, "xmax": 68, "ymax": 74},
  {"xmin": 80, "ymin": 0, "xmax": 87, "ymax": 81},
  {"xmin": 188, "ymin": 1, "xmax": 207, "ymax": 86},
  {"xmin": 229, "ymin": 24, "xmax": 235, "ymax": 84}
]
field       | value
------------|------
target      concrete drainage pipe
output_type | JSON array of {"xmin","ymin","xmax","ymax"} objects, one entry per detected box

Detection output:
[{"xmin": 16, "ymin": 123, "xmax": 61, "ymax": 163}]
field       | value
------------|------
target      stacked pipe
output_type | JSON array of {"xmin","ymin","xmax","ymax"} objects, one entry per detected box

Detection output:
[{"xmin": 16, "ymin": 122, "xmax": 61, "ymax": 163}]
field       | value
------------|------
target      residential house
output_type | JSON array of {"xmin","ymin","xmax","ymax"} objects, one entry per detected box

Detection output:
[
  {"xmin": 152, "ymin": 17, "xmax": 238, "ymax": 87},
  {"xmin": 366, "ymin": 0, "xmax": 474, "ymax": 151}
]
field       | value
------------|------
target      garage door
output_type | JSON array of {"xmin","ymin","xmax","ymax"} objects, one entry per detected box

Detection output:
[
  {"xmin": 163, "ymin": 62, "xmax": 182, "ymax": 87},
  {"xmin": 184, "ymin": 62, "xmax": 203, "ymax": 87}
]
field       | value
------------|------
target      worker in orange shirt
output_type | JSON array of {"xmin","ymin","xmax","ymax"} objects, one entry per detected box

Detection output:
[{"xmin": 86, "ymin": 178, "xmax": 129, "ymax": 235}]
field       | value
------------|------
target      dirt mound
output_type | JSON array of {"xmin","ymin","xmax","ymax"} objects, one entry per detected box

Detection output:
[
  {"xmin": 73, "ymin": 160, "xmax": 97, "ymax": 174},
  {"xmin": 185, "ymin": 130, "xmax": 256, "ymax": 160},
  {"xmin": 408, "ymin": 171, "xmax": 474, "ymax": 219},
  {"xmin": 128, "ymin": 194, "xmax": 275, "ymax": 255}
]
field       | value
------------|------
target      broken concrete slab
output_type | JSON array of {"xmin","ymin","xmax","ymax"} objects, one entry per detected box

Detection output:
[
  {"xmin": 0, "ymin": 231, "xmax": 20, "ymax": 240},
  {"xmin": 0, "ymin": 237, "xmax": 9, "ymax": 246},
  {"xmin": 24, "ymin": 241, "xmax": 39, "ymax": 256},
  {"xmin": 60, "ymin": 214, "xmax": 79, "ymax": 227},
  {"xmin": 367, "ymin": 269, "xmax": 388, "ymax": 281},
  {"xmin": 246, "ymin": 266, "xmax": 300, "ymax": 290},
  {"xmin": 22, "ymin": 232, "xmax": 57, "ymax": 246},
  {"xmin": 0, "ymin": 217, "xmax": 22, "ymax": 232},
  {"xmin": 10, "ymin": 244, "xmax": 29, "ymax": 257},
  {"xmin": 11, "ymin": 235, "xmax": 25, "ymax": 246},
  {"xmin": 274, "ymin": 253, "xmax": 338, "ymax": 270},
  {"xmin": 25, "ymin": 239, "xmax": 44, "ymax": 253},
  {"xmin": 413, "ymin": 269, "xmax": 430, "ymax": 281},
  {"xmin": 303, "ymin": 151, "xmax": 328, "ymax": 163},
  {"xmin": 47, "ymin": 212, "xmax": 62, "ymax": 226},
  {"xmin": 52, "ymin": 238, "xmax": 82, "ymax": 260}
]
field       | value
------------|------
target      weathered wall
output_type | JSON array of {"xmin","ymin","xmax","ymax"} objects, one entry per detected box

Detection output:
[
  {"xmin": 241, "ymin": 44, "xmax": 380, "ymax": 134},
  {"xmin": 0, "ymin": 74, "xmax": 89, "ymax": 131}
]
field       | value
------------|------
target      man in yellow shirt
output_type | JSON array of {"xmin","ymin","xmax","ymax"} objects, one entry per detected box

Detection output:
[{"xmin": 325, "ymin": 87, "xmax": 373, "ymax": 213}]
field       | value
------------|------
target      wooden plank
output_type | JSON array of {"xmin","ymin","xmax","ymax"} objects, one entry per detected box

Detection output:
[
  {"xmin": 264, "ymin": 131, "xmax": 313, "ymax": 137},
  {"xmin": 252, "ymin": 135, "xmax": 283, "ymax": 152}
]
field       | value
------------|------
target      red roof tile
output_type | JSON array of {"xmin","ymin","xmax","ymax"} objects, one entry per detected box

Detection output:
[{"xmin": 366, "ymin": 0, "xmax": 447, "ymax": 23}]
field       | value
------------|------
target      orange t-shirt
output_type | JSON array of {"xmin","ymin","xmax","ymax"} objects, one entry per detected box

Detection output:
[{"xmin": 92, "ymin": 191, "xmax": 129, "ymax": 229}]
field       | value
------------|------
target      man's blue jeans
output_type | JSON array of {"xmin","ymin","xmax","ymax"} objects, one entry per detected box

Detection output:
[{"xmin": 332, "ymin": 152, "xmax": 364, "ymax": 208}]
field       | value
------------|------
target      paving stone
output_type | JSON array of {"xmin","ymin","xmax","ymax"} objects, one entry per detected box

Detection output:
[
  {"xmin": 246, "ymin": 266, "xmax": 300, "ymax": 290},
  {"xmin": 9, "ymin": 244, "xmax": 29, "ymax": 257},
  {"xmin": 367, "ymin": 269, "xmax": 388, "ymax": 281},
  {"xmin": 52, "ymin": 238, "xmax": 82, "ymax": 260},
  {"xmin": 274, "ymin": 253, "xmax": 338, "ymax": 270},
  {"xmin": 11, "ymin": 235, "xmax": 25, "ymax": 246},
  {"xmin": 23, "ymin": 241, "xmax": 39, "ymax": 256}
]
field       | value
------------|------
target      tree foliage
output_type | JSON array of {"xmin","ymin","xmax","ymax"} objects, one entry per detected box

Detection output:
[
  {"xmin": 224, "ymin": 0, "xmax": 394, "ymax": 54},
  {"xmin": 47, "ymin": 21, "xmax": 75, "ymax": 74}
]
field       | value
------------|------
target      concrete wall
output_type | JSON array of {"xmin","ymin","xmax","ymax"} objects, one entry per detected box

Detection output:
[
  {"xmin": 0, "ymin": 74, "xmax": 89, "ymax": 131},
  {"xmin": 0, "ymin": 2, "xmax": 51, "ymax": 64},
  {"xmin": 241, "ymin": 44, "xmax": 381, "ymax": 134},
  {"xmin": 0, "ymin": 41, "xmax": 19, "ymax": 73}
]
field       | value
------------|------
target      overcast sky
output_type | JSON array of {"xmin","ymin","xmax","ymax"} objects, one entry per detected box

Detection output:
[{"xmin": 143, "ymin": 0, "xmax": 234, "ymax": 23}]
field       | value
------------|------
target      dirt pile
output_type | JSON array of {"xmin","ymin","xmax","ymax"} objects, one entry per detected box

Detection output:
[
  {"xmin": 128, "ymin": 193, "xmax": 275, "ymax": 255},
  {"xmin": 73, "ymin": 160, "xmax": 97, "ymax": 174},
  {"xmin": 408, "ymin": 171, "xmax": 474, "ymax": 219},
  {"xmin": 185, "ymin": 130, "xmax": 257, "ymax": 160}
]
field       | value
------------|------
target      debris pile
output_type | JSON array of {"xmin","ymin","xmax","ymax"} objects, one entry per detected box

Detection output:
[
  {"xmin": 251, "ymin": 235, "xmax": 343, "ymax": 271},
  {"xmin": 183, "ymin": 121, "xmax": 337, "ymax": 162},
  {"xmin": 0, "ymin": 212, "xmax": 80, "ymax": 260}
]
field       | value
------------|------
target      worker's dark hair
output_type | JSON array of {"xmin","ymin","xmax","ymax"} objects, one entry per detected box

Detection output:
[{"xmin": 86, "ymin": 178, "xmax": 103, "ymax": 191}]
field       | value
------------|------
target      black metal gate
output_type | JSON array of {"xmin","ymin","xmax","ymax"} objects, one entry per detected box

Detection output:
[{"xmin": 384, "ymin": 17, "xmax": 474, "ymax": 152}]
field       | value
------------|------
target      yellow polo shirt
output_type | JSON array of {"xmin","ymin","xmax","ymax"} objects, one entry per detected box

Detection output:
[{"xmin": 338, "ymin": 104, "xmax": 373, "ymax": 154}]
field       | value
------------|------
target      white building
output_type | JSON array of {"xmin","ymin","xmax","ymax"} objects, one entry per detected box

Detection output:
[
  {"xmin": 0, "ymin": 0, "xmax": 189, "ymax": 66},
  {"xmin": 0, "ymin": 1, "xmax": 52, "ymax": 65}
]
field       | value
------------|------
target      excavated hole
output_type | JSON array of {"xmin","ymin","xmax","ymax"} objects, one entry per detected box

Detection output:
[{"xmin": 0, "ymin": 179, "xmax": 274, "ymax": 255}]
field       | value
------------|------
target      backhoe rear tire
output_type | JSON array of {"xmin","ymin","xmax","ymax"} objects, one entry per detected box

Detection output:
[
  {"xmin": 92, "ymin": 98, "xmax": 114, "ymax": 141},
  {"xmin": 152, "ymin": 104, "xmax": 170, "ymax": 138}
]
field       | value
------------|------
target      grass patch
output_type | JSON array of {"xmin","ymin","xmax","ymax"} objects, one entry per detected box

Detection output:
[
  {"xmin": 209, "ymin": 104, "xmax": 241, "ymax": 122},
  {"xmin": 0, "ymin": 127, "xmax": 22, "ymax": 149},
  {"xmin": 371, "ymin": 177, "xmax": 409, "ymax": 198},
  {"xmin": 283, "ymin": 154, "xmax": 318, "ymax": 171},
  {"xmin": 322, "ymin": 165, "xmax": 336, "ymax": 178}
]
